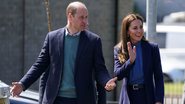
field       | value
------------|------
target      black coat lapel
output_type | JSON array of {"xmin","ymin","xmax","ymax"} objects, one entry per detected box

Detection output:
[
  {"xmin": 141, "ymin": 41, "xmax": 148, "ymax": 77},
  {"xmin": 75, "ymin": 31, "xmax": 88, "ymax": 61},
  {"xmin": 58, "ymin": 28, "xmax": 65, "ymax": 69}
]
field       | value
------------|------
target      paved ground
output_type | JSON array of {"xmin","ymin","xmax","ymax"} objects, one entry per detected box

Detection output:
[{"xmin": 107, "ymin": 97, "xmax": 183, "ymax": 104}]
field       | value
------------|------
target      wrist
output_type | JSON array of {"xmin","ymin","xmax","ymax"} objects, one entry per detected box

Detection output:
[
  {"xmin": 19, "ymin": 82, "xmax": 25, "ymax": 91},
  {"xmin": 129, "ymin": 59, "xmax": 134, "ymax": 64}
]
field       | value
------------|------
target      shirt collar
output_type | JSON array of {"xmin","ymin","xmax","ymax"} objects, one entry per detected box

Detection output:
[{"xmin": 65, "ymin": 28, "xmax": 81, "ymax": 36}]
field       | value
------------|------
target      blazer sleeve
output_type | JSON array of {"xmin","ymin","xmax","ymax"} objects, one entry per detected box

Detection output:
[
  {"xmin": 152, "ymin": 44, "xmax": 164, "ymax": 103},
  {"xmin": 96, "ymin": 82, "xmax": 106, "ymax": 104},
  {"xmin": 114, "ymin": 47, "xmax": 134, "ymax": 80},
  {"xmin": 39, "ymin": 66, "xmax": 50, "ymax": 104},
  {"xmin": 94, "ymin": 37, "xmax": 111, "ymax": 87},
  {"xmin": 20, "ymin": 33, "xmax": 50, "ymax": 90}
]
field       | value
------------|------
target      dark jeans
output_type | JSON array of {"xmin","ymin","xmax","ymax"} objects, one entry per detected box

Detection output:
[
  {"xmin": 54, "ymin": 96, "xmax": 77, "ymax": 104},
  {"xmin": 128, "ymin": 87, "xmax": 147, "ymax": 104}
]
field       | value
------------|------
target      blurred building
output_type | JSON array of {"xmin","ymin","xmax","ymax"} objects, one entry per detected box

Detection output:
[{"xmin": 134, "ymin": 0, "xmax": 185, "ymax": 22}]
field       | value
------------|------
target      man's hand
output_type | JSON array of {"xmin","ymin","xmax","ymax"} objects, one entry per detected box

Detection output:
[
  {"xmin": 10, "ymin": 82, "xmax": 23, "ymax": 97},
  {"xmin": 127, "ymin": 42, "xmax": 136, "ymax": 64},
  {"xmin": 105, "ymin": 77, "xmax": 117, "ymax": 91}
]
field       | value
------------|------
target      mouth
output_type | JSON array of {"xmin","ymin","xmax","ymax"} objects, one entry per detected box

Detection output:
[
  {"xmin": 82, "ymin": 25, "xmax": 88, "ymax": 29},
  {"xmin": 135, "ymin": 33, "xmax": 143, "ymax": 37},
  {"xmin": 135, "ymin": 34, "xmax": 142, "ymax": 37}
]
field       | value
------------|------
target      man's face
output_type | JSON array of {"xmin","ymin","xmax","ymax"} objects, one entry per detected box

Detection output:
[{"xmin": 71, "ymin": 7, "xmax": 89, "ymax": 31}]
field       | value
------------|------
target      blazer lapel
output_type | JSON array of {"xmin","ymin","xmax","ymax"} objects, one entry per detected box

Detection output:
[
  {"xmin": 75, "ymin": 31, "xmax": 88, "ymax": 61},
  {"xmin": 58, "ymin": 28, "xmax": 65, "ymax": 69},
  {"xmin": 141, "ymin": 41, "xmax": 148, "ymax": 77}
]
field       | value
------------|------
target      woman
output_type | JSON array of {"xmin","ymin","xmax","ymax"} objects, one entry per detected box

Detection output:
[{"xmin": 114, "ymin": 13, "xmax": 164, "ymax": 104}]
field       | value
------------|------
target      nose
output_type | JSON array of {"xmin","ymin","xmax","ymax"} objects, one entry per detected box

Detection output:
[
  {"xmin": 86, "ymin": 21, "xmax": 89, "ymax": 26},
  {"xmin": 83, "ymin": 18, "xmax": 88, "ymax": 25},
  {"xmin": 83, "ymin": 18, "xmax": 89, "ymax": 27},
  {"xmin": 138, "ymin": 28, "xmax": 143, "ymax": 33}
]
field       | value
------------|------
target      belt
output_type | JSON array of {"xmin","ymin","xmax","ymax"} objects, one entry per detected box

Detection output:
[{"xmin": 128, "ymin": 84, "xmax": 144, "ymax": 90}]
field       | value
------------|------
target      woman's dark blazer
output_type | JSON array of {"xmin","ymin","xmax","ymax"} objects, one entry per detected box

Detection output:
[
  {"xmin": 19, "ymin": 27, "xmax": 110, "ymax": 104},
  {"xmin": 114, "ymin": 40, "xmax": 164, "ymax": 104}
]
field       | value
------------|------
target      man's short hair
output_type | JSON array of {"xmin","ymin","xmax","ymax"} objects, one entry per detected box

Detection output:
[{"xmin": 66, "ymin": 1, "xmax": 86, "ymax": 16}]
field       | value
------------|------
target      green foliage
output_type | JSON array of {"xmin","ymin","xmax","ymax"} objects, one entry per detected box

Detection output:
[{"xmin": 165, "ymin": 82, "xmax": 184, "ymax": 96}]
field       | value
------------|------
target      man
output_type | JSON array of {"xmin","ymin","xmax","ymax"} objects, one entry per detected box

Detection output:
[{"xmin": 11, "ymin": 1, "xmax": 117, "ymax": 104}]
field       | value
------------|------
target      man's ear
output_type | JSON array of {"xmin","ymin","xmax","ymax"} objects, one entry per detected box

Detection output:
[{"xmin": 68, "ymin": 13, "xmax": 73, "ymax": 22}]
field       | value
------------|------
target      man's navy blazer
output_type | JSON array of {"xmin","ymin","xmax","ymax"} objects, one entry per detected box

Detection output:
[
  {"xmin": 20, "ymin": 27, "xmax": 110, "ymax": 104},
  {"xmin": 39, "ymin": 67, "xmax": 107, "ymax": 104}
]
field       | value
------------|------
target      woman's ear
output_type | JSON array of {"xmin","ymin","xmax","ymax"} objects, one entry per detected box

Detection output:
[
  {"xmin": 127, "ymin": 33, "xmax": 130, "ymax": 38},
  {"xmin": 127, "ymin": 31, "xmax": 130, "ymax": 35}
]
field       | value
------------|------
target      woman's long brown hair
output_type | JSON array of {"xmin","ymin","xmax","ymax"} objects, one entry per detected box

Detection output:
[{"xmin": 115, "ymin": 13, "xmax": 146, "ymax": 63}]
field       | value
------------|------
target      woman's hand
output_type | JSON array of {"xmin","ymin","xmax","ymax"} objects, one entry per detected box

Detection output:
[
  {"xmin": 105, "ymin": 77, "xmax": 117, "ymax": 91},
  {"xmin": 127, "ymin": 42, "xmax": 136, "ymax": 64}
]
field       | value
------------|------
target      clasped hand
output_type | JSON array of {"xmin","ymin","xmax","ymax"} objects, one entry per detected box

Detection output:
[{"xmin": 105, "ymin": 77, "xmax": 117, "ymax": 91}]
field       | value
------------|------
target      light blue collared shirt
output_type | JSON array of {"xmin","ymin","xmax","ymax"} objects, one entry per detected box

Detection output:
[{"xmin": 65, "ymin": 28, "xmax": 81, "ymax": 36}]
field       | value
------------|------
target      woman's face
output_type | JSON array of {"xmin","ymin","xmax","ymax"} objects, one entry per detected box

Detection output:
[{"xmin": 128, "ymin": 19, "xmax": 144, "ymax": 44}]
